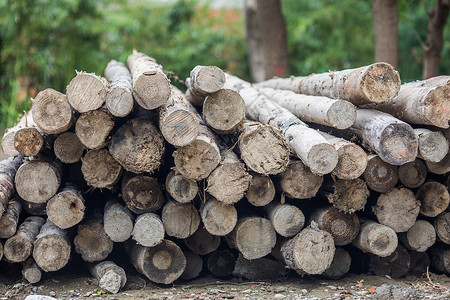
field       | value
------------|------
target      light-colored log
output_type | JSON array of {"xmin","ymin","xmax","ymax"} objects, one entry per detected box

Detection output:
[
  {"xmin": 352, "ymin": 219, "xmax": 398, "ymax": 257},
  {"xmin": 414, "ymin": 128, "xmax": 449, "ymax": 162},
  {"xmin": 66, "ymin": 72, "xmax": 108, "ymax": 113},
  {"xmin": 104, "ymin": 60, "xmax": 134, "ymax": 117},
  {"xmin": 279, "ymin": 159, "xmax": 323, "ymax": 199},
  {"xmin": 185, "ymin": 65, "xmax": 226, "ymax": 106},
  {"xmin": 103, "ymin": 199, "xmax": 134, "ymax": 243},
  {"xmin": 132, "ymin": 213, "xmax": 164, "ymax": 247},
  {"xmin": 22, "ymin": 258, "xmax": 42, "ymax": 284},
  {"xmin": 165, "ymin": 171, "xmax": 198, "ymax": 203},
  {"xmin": 81, "ymin": 149, "xmax": 123, "ymax": 189},
  {"xmin": 265, "ymin": 203, "xmax": 305, "ymax": 238},
  {"xmin": 75, "ymin": 109, "xmax": 114, "ymax": 150},
  {"xmin": 0, "ymin": 156, "xmax": 23, "ymax": 216},
  {"xmin": 201, "ymin": 198, "xmax": 237, "ymax": 236},
  {"xmin": 399, "ymin": 220, "xmax": 436, "ymax": 252},
  {"xmin": 425, "ymin": 152, "xmax": 450, "ymax": 175},
  {"xmin": 2, "ymin": 113, "xmax": 34, "ymax": 157},
  {"xmin": 245, "ymin": 173, "xmax": 275, "ymax": 207},
  {"xmin": 46, "ymin": 184, "xmax": 85, "ymax": 230},
  {"xmin": 88, "ymin": 261, "xmax": 127, "ymax": 294},
  {"xmin": 0, "ymin": 199, "xmax": 21, "ymax": 238},
  {"xmin": 162, "ymin": 200, "xmax": 200, "ymax": 239}
]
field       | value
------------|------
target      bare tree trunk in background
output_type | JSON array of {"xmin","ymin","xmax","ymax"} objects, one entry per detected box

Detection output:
[
  {"xmin": 373, "ymin": 0, "xmax": 398, "ymax": 68},
  {"xmin": 245, "ymin": 0, "xmax": 290, "ymax": 82},
  {"xmin": 423, "ymin": 0, "xmax": 450, "ymax": 79}
]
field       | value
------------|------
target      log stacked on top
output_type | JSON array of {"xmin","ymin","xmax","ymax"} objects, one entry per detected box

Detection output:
[{"xmin": 0, "ymin": 55, "xmax": 449, "ymax": 292}]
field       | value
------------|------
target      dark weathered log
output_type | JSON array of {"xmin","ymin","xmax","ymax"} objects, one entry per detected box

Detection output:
[
  {"xmin": 0, "ymin": 240, "xmax": 2, "ymax": 261},
  {"xmin": 206, "ymin": 149, "xmax": 251, "ymax": 204},
  {"xmin": 53, "ymin": 132, "xmax": 84, "ymax": 164},
  {"xmin": 66, "ymin": 72, "xmax": 108, "ymax": 113},
  {"xmin": 310, "ymin": 207, "xmax": 360, "ymax": 246},
  {"xmin": 265, "ymin": 203, "xmax": 305, "ymax": 238},
  {"xmin": 128, "ymin": 240, "xmax": 186, "ymax": 284},
  {"xmin": 375, "ymin": 187, "xmax": 420, "ymax": 232},
  {"xmin": 363, "ymin": 154, "xmax": 399, "ymax": 193},
  {"xmin": 185, "ymin": 65, "xmax": 226, "ymax": 106},
  {"xmin": 14, "ymin": 122, "xmax": 45, "ymax": 157},
  {"xmin": 352, "ymin": 219, "xmax": 398, "ymax": 257},
  {"xmin": 206, "ymin": 249, "xmax": 236, "ymax": 278},
  {"xmin": 417, "ymin": 181, "xmax": 450, "ymax": 217},
  {"xmin": 109, "ymin": 118, "xmax": 165, "ymax": 174},
  {"xmin": 0, "ymin": 156, "xmax": 23, "ymax": 216},
  {"xmin": 75, "ymin": 109, "xmax": 114, "ymax": 150},
  {"xmin": 180, "ymin": 251, "xmax": 203, "ymax": 280},
  {"xmin": 323, "ymin": 178, "xmax": 369, "ymax": 213},
  {"xmin": 20, "ymin": 198, "xmax": 46, "ymax": 216},
  {"xmin": 74, "ymin": 213, "xmax": 114, "ymax": 263},
  {"xmin": 33, "ymin": 219, "xmax": 71, "ymax": 272},
  {"xmin": 399, "ymin": 220, "xmax": 436, "ymax": 252},
  {"xmin": 121, "ymin": 174, "xmax": 164, "ymax": 214},
  {"xmin": 398, "ymin": 159, "xmax": 428, "ymax": 188},
  {"xmin": 15, "ymin": 157, "xmax": 62, "ymax": 204},
  {"xmin": 2, "ymin": 113, "xmax": 34, "ymax": 157},
  {"xmin": 127, "ymin": 51, "xmax": 171, "ymax": 110},
  {"xmin": 245, "ymin": 173, "xmax": 275, "ymax": 207},
  {"xmin": 425, "ymin": 152, "xmax": 450, "ymax": 175},
  {"xmin": 173, "ymin": 124, "xmax": 221, "ymax": 180},
  {"xmin": 104, "ymin": 60, "xmax": 134, "ymax": 118},
  {"xmin": 161, "ymin": 200, "xmax": 200, "ymax": 239},
  {"xmin": 203, "ymin": 89, "xmax": 246, "ymax": 133},
  {"xmin": 429, "ymin": 243, "xmax": 450, "ymax": 274},
  {"xmin": 321, "ymin": 247, "xmax": 351, "ymax": 279},
  {"xmin": 227, "ymin": 216, "xmax": 276, "ymax": 260},
  {"xmin": 184, "ymin": 227, "xmax": 221, "ymax": 256},
  {"xmin": 0, "ymin": 200, "xmax": 21, "ymax": 238},
  {"xmin": 88, "ymin": 261, "xmax": 127, "ymax": 294},
  {"xmin": 232, "ymin": 253, "xmax": 286, "ymax": 280},
  {"xmin": 31, "ymin": 88, "xmax": 74, "ymax": 134},
  {"xmin": 46, "ymin": 184, "xmax": 85, "ymax": 230},
  {"xmin": 103, "ymin": 199, "xmax": 134, "ymax": 243},
  {"xmin": 22, "ymin": 258, "xmax": 42, "ymax": 284},
  {"xmin": 165, "ymin": 171, "xmax": 198, "ymax": 203},
  {"xmin": 414, "ymin": 128, "xmax": 449, "ymax": 162},
  {"xmin": 279, "ymin": 159, "xmax": 323, "ymax": 199},
  {"xmin": 4, "ymin": 216, "xmax": 45, "ymax": 263},
  {"xmin": 200, "ymin": 198, "xmax": 237, "ymax": 236},
  {"xmin": 369, "ymin": 244, "xmax": 410, "ymax": 278},
  {"xmin": 435, "ymin": 212, "xmax": 450, "ymax": 244},
  {"xmin": 81, "ymin": 149, "xmax": 123, "ymax": 189},
  {"xmin": 408, "ymin": 251, "xmax": 431, "ymax": 276},
  {"xmin": 132, "ymin": 213, "xmax": 165, "ymax": 247}
]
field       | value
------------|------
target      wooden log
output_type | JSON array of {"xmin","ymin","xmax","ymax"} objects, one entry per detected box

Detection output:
[
  {"xmin": 103, "ymin": 199, "xmax": 134, "ymax": 243},
  {"xmin": 323, "ymin": 178, "xmax": 369, "ymax": 213},
  {"xmin": 14, "ymin": 125, "xmax": 45, "ymax": 157},
  {"xmin": 88, "ymin": 261, "xmax": 127, "ymax": 294},
  {"xmin": 180, "ymin": 251, "xmax": 203, "ymax": 280},
  {"xmin": 265, "ymin": 203, "xmax": 305, "ymax": 238},
  {"xmin": 33, "ymin": 219, "xmax": 71, "ymax": 272},
  {"xmin": 0, "ymin": 156, "xmax": 23, "ymax": 216},
  {"xmin": 425, "ymin": 152, "xmax": 450, "ymax": 175},
  {"xmin": 352, "ymin": 219, "xmax": 398, "ymax": 257},
  {"xmin": 159, "ymin": 86, "xmax": 200, "ymax": 147},
  {"xmin": 350, "ymin": 109, "xmax": 418, "ymax": 165},
  {"xmin": 184, "ymin": 227, "xmax": 221, "ymax": 255},
  {"xmin": 132, "ymin": 213, "xmax": 164, "ymax": 247},
  {"xmin": 203, "ymin": 89, "xmax": 246, "ymax": 133},
  {"xmin": 280, "ymin": 226, "xmax": 335, "ymax": 274},
  {"xmin": 165, "ymin": 171, "xmax": 198, "ymax": 203},
  {"xmin": 127, "ymin": 51, "xmax": 171, "ymax": 110},
  {"xmin": 318, "ymin": 132, "xmax": 368, "ymax": 179},
  {"xmin": 46, "ymin": 184, "xmax": 85, "ymax": 229},
  {"xmin": 232, "ymin": 253, "xmax": 286, "ymax": 280},
  {"xmin": 2, "ymin": 112, "xmax": 34, "ymax": 157},
  {"xmin": 258, "ymin": 62, "xmax": 401, "ymax": 105},
  {"xmin": 369, "ymin": 244, "xmax": 410, "ymax": 278},
  {"xmin": 225, "ymin": 74, "xmax": 338, "ymax": 175},
  {"xmin": 414, "ymin": 128, "xmax": 449, "ymax": 162},
  {"xmin": 20, "ymin": 198, "xmax": 46, "ymax": 216},
  {"xmin": 66, "ymin": 72, "xmax": 108, "ymax": 113},
  {"xmin": 206, "ymin": 149, "xmax": 251, "ymax": 204},
  {"xmin": 364, "ymin": 76, "xmax": 450, "ymax": 128},
  {"xmin": 75, "ymin": 109, "xmax": 114, "ymax": 150},
  {"xmin": 238, "ymin": 122, "xmax": 290, "ymax": 175},
  {"xmin": 408, "ymin": 251, "xmax": 431, "ymax": 276},
  {"xmin": 0, "ymin": 199, "xmax": 22, "ymax": 238},
  {"xmin": 109, "ymin": 118, "xmax": 165, "ymax": 174},
  {"xmin": 121, "ymin": 174, "xmax": 164, "ymax": 214},
  {"xmin": 4, "ymin": 216, "xmax": 45, "ymax": 263},
  {"xmin": 310, "ymin": 207, "xmax": 360, "ymax": 246},
  {"xmin": 254, "ymin": 76, "xmax": 302, "ymax": 93},
  {"xmin": 173, "ymin": 124, "xmax": 221, "ymax": 180},
  {"xmin": 429, "ymin": 243, "xmax": 450, "ymax": 274},
  {"xmin": 259, "ymin": 87, "xmax": 357, "ymax": 129},
  {"xmin": 399, "ymin": 220, "xmax": 436, "ymax": 252},
  {"xmin": 206, "ymin": 249, "xmax": 236, "ymax": 277},
  {"xmin": 128, "ymin": 240, "xmax": 186, "ymax": 284},
  {"xmin": 104, "ymin": 60, "xmax": 134, "ymax": 118},
  {"xmin": 81, "ymin": 149, "xmax": 123, "ymax": 189},
  {"xmin": 363, "ymin": 154, "xmax": 399, "ymax": 193},
  {"xmin": 22, "ymin": 258, "xmax": 42, "ymax": 284},
  {"xmin": 417, "ymin": 181, "xmax": 450, "ymax": 217},
  {"xmin": 161, "ymin": 200, "xmax": 200, "ymax": 239},
  {"xmin": 74, "ymin": 213, "xmax": 114, "ymax": 263},
  {"xmin": 200, "ymin": 198, "xmax": 237, "ymax": 236},
  {"xmin": 375, "ymin": 187, "xmax": 420, "ymax": 232},
  {"xmin": 185, "ymin": 65, "xmax": 226, "ymax": 106},
  {"xmin": 227, "ymin": 216, "xmax": 276, "ymax": 260},
  {"xmin": 279, "ymin": 159, "xmax": 323, "ymax": 199},
  {"xmin": 398, "ymin": 159, "xmax": 427, "ymax": 188},
  {"xmin": 15, "ymin": 157, "xmax": 62, "ymax": 204},
  {"xmin": 434, "ymin": 212, "xmax": 450, "ymax": 244},
  {"xmin": 245, "ymin": 173, "xmax": 275, "ymax": 207},
  {"xmin": 31, "ymin": 88, "xmax": 74, "ymax": 134},
  {"xmin": 321, "ymin": 247, "xmax": 351, "ymax": 279},
  {"xmin": 53, "ymin": 132, "xmax": 84, "ymax": 164}
]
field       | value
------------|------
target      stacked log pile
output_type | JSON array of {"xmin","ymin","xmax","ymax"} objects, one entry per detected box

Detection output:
[{"xmin": 1, "ymin": 52, "xmax": 449, "ymax": 292}]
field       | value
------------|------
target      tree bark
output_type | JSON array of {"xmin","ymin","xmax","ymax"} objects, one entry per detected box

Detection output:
[
  {"xmin": 81, "ymin": 149, "xmax": 123, "ymax": 189},
  {"xmin": 323, "ymin": 178, "xmax": 369, "ymax": 213},
  {"xmin": 0, "ymin": 199, "xmax": 21, "ymax": 238},
  {"xmin": 46, "ymin": 184, "xmax": 85, "ymax": 230},
  {"xmin": 416, "ymin": 181, "xmax": 450, "ymax": 217},
  {"xmin": 127, "ymin": 50, "xmax": 171, "ymax": 110},
  {"xmin": 103, "ymin": 199, "xmax": 134, "ymax": 243},
  {"xmin": 185, "ymin": 65, "xmax": 226, "ymax": 106},
  {"xmin": 22, "ymin": 258, "xmax": 42, "ymax": 284},
  {"xmin": 352, "ymin": 219, "xmax": 398, "ymax": 257},
  {"xmin": 363, "ymin": 154, "xmax": 399, "ymax": 192},
  {"xmin": 206, "ymin": 249, "xmax": 236, "ymax": 277},
  {"xmin": 279, "ymin": 159, "xmax": 323, "ymax": 200},
  {"xmin": 265, "ymin": 203, "xmax": 305, "ymax": 238},
  {"xmin": 132, "ymin": 213, "xmax": 165, "ymax": 247},
  {"xmin": 369, "ymin": 244, "xmax": 410, "ymax": 278},
  {"xmin": 161, "ymin": 200, "xmax": 200, "ymax": 239},
  {"xmin": 165, "ymin": 171, "xmax": 198, "ymax": 203},
  {"xmin": 245, "ymin": 173, "xmax": 275, "ymax": 207},
  {"xmin": 321, "ymin": 247, "xmax": 352, "ymax": 279},
  {"xmin": 104, "ymin": 60, "xmax": 134, "ymax": 117},
  {"xmin": 434, "ymin": 212, "xmax": 450, "ymax": 244},
  {"xmin": 184, "ymin": 227, "xmax": 221, "ymax": 256},
  {"xmin": 121, "ymin": 174, "xmax": 164, "ymax": 214},
  {"xmin": 201, "ymin": 198, "xmax": 238, "ymax": 236},
  {"xmin": 398, "ymin": 159, "xmax": 428, "ymax": 188},
  {"xmin": 0, "ymin": 156, "xmax": 23, "ymax": 216},
  {"xmin": 66, "ymin": 72, "xmax": 108, "ymax": 113},
  {"xmin": 399, "ymin": 220, "xmax": 436, "ymax": 252},
  {"xmin": 373, "ymin": 0, "xmax": 398, "ymax": 67},
  {"xmin": 423, "ymin": 0, "xmax": 450, "ymax": 79},
  {"xmin": 180, "ymin": 251, "xmax": 203, "ymax": 280},
  {"xmin": 414, "ymin": 128, "xmax": 449, "ymax": 162},
  {"xmin": 75, "ymin": 109, "xmax": 114, "ymax": 150},
  {"xmin": 88, "ymin": 261, "xmax": 127, "ymax": 294},
  {"xmin": 53, "ymin": 132, "xmax": 84, "ymax": 164},
  {"xmin": 232, "ymin": 253, "xmax": 286, "ymax": 280}
]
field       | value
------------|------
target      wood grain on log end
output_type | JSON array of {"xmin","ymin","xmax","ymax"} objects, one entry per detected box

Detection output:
[
  {"xmin": 67, "ymin": 72, "xmax": 108, "ymax": 113},
  {"xmin": 246, "ymin": 174, "xmax": 275, "ymax": 207},
  {"xmin": 332, "ymin": 142, "xmax": 368, "ymax": 180},
  {"xmin": 162, "ymin": 201, "xmax": 200, "ymax": 239},
  {"xmin": 53, "ymin": 132, "xmax": 84, "ymax": 164},
  {"xmin": 360, "ymin": 62, "xmax": 401, "ymax": 104},
  {"xmin": 75, "ymin": 109, "xmax": 114, "ymax": 150},
  {"xmin": 201, "ymin": 198, "xmax": 237, "ymax": 236},
  {"xmin": 417, "ymin": 181, "xmax": 450, "ymax": 217},
  {"xmin": 280, "ymin": 160, "xmax": 323, "ymax": 199},
  {"xmin": 121, "ymin": 175, "xmax": 164, "ymax": 214},
  {"xmin": 81, "ymin": 149, "xmax": 123, "ymax": 189},
  {"xmin": 363, "ymin": 155, "xmax": 398, "ymax": 193},
  {"xmin": 327, "ymin": 100, "xmax": 357, "ymax": 129},
  {"xmin": 132, "ymin": 213, "xmax": 164, "ymax": 247},
  {"xmin": 165, "ymin": 171, "xmax": 198, "ymax": 203},
  {"xmin": 14, "ymin": 128, "xmax": 44, "ymax": 157},
  {"xmin": 398, "ymin": 159, "xmax": 427, "ymax": 188}
]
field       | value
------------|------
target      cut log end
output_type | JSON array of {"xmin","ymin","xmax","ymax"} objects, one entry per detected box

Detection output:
[
  {"xmin": 162, "ymin": 201, "xmax": 200, "ymax": 239},
  {"xmin": 106, "ymin": 87, "xmax": 133, "ymax": 118},
  {"xmin": 67, "ymin": 73, "xmax": 108, "ymax": 113},
  {"xmin": 423, "ymin": 84, "xmax": 450, "ymax": 128},
  {"xmin": 417, "ymin": 130, "xmax": 449, "ymax": 162},
  {"xmin": 379, "ymin": 123, "xmax": 418, "ymax": 165},
  {"xmin": 280, "ymin": 160, "xmax": 323, "ymax": 199},
  {"xmin": 398, "ymin": 159, "xmax": 427, "ymax": 188},
  {"xmin": 75, "ymin": 109, "xmax": 114, "ymax": 150},
  {"xmin": 332, "ymin": 143, "xmax": 368, "ymax": 180},
  {"xmin": 307, "ymin": 143, "xmax": 339, "ymax": 175},
  {"xmin": 81, "ymin": 149, "xmax": 123, "ymax": 189},
  {"xmin": 53, "ymin": 132, "xmax": 84, "ymax": 164},
  {"xmin": 191, "ymin": 65, "xmax": 226, "ymax": 94},
  {"xmin": 267, "ymin": 204, "xmax": 305, "ymax": 238},
  {"xmin": 327, "ymin": 100, "xmax": 356, "ymax": 129},
  {"xmin": 180, "ymin": 251, "xmax": 203, "ymax": 280},
  {"xmin": 74, "ymin": 219, "xmax": 113, "ymax": 263},
  {"xmin": 201, "ymin": 198, "xmax": 237, "ymax": 236},
  {"xmin": 246, "ymin": 174, "xmax": 275, "ymax": 207},
  {"xmin": 121, "ymin": 175, "xmax": 164, "ymax": 214},
  {"xmin": 322, "ymin": 247, "xmax": 351, "ymax": 279},
  {"xmin": 165, "ymin": 171, "xmax": 198, "ymax": 203},
  {"xmin": 360, "ymin": 62, "xmax": 401, "ymax": 104},
  {"xmin": 184, "ymin": 227, "xmax": 221, "ymax": 256},
  {"xmin": 160, "ymin": 110, "xmax": 199, "ymax": 147},
  {"xmin": 365, "ymin": 223, "xmax": 398, "ymax": 257},
  {"xmin": 133, "ymin": 73, "xmax": 171, "ymax": 110},
  {"xmin": 47, "ymin": 187, "xmax": 85, "ymax": 230},
  {"xmin": 22, "ymin": 259, "xmax": 42, "ymax": 284},
  {"xmin": 103, "ymin": 200, "xmax": 134, "ymax": 243},
  {"xmin": 327, "ymin": 178, "xmax": 369, "ymax": 213},
  {"xmin": 363, "ymin": 155, "xmax": 399, "ymax": 193},
  {"xmin": 14, "ymin": 128, "xmax": 44, "ymax": 157},
  {"xmin": 132, "ymin": 213, "xmax": 164, "ymax": 247},
  {"xmin": 400, "ymin": 220, "xmax": 436, "ymax": 252},
  {"xmin": 417, "ymin": 181, "xmax": 450, "ymax": 218},
  {"xmin": 435, "ymin": 212, "xmax": 450, "ymax": 244}
]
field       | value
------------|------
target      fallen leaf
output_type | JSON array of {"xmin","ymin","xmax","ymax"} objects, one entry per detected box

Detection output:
[{"xmin": 368, "ymin": 288, "xmax": 376, "ymax": 293}]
